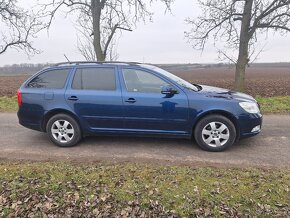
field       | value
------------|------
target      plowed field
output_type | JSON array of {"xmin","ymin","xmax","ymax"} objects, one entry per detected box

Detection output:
[{"xmin": 1, "ymin": 66, "xmax": 289, "ymax": 97}]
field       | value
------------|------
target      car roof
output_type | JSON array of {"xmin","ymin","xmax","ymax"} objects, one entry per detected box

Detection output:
[{"xmin": 53, "ymin": 61, "xmax": 144, "ymax": 67}]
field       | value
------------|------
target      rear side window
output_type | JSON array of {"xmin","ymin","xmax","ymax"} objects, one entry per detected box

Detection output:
[
  {"xmin": 27, "ymin": 69, "xmax": 70, "ymax": 89},
  {"xmin": 72, "ymin": 68, "xmax": 116, "ymax": 90}
]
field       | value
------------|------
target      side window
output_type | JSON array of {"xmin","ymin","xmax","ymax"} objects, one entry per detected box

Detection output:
[
  {"xmin": 27, "ymin": 69, "xmax": 70, "ymax": 89},
  {"xmin": 122, "ymin": 69, "xmax": 169, "ymax": 93},
  {"xmin": 72, "ymin": 67, "xmax": 116, "ymax": 90}
]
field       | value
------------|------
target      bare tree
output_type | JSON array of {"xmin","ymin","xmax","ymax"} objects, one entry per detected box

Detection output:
[
  {"xmin": 186, "ymin": 0, "xmax": 290, "ymax": 92},
  {"xmin": 41, "ymin": 0, "xmax": 173, "ymax": 61},
  {"xmin": 75, "ymin": 9, "xmax": 119, "ymax": 61},
  {"xmin": 76, "ymin": 15, "xmax": 97, "ymax": 61},
  {"xmin": 0, "ymin": 0, "xmax": 43, "ymax": 55}
]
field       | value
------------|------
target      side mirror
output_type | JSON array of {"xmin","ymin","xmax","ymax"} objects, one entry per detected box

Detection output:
[{"xmin": 161, "ymin": 85, "xmax": 178, "ymax": 95}]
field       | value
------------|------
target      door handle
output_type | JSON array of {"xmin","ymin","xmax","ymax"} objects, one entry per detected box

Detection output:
[
  {"xmin": 125, "ymin": 98, "xmax": 136, "ymax": 103},
  {"xmin": 68, "ymin": 96, "xmax": 79, "ymax": 101}
]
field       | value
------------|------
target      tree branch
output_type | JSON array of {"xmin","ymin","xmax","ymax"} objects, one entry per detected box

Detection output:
[{"xmin": 0, "ymin": 0, "xmax": 43, "ymax": 55}]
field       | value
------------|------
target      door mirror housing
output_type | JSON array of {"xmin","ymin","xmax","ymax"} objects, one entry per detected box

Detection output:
[{"xmin": 161, "ymin": 85, "xmax": 178, "ymax": 95}]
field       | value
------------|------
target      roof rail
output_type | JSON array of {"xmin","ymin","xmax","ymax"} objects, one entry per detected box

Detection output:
[{"xmin": 54, "ymin": 61, "xmax": 142, "ymax": 66}]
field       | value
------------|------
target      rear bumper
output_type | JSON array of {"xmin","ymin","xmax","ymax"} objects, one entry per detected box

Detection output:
[
  {"xmin": 17, "ymin": 110, "xmax": 43, "ymax": 132},
  {"xmin": 19, "ymin": 119, "xmax": 42, "ymax": 132},
  {"xmin": 238, "ymin": 113, "xmax": 263, "ymax": 139}
]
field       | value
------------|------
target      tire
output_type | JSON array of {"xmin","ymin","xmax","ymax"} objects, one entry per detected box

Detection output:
[
  {"xmin": 46, "ymin": 113, "xmax": 82, "ymax": 147},
  {"xmin": 194, "ymin": 115, "xmax": 236, "ymax": 152}
]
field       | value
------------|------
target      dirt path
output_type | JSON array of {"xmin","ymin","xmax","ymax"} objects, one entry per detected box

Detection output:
[{"xmin": 0, "ymin": 113, "xmax": 290, "ymax": 168}]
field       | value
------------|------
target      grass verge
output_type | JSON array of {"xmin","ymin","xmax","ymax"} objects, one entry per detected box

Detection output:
[
  {"xmin": 256, "ymin": 96, "xmax": 290, "ymax": 114},
  {"xmin": 0, "ymin": 162, "xmax": 289, "ymax": 217},
  {"xmin": 0, "ymin": 96, "xmax": 17, "ymax": 112},
  {"xmin": 1, "ymin": 96, "xmax": 290, "ymax": 114}
]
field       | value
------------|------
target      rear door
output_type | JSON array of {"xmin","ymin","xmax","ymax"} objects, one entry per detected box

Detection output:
[
  {"xmin": 21, "ymin": 68, "xmax": 71, "ymax": 125},
  {"xmin": 119, "ymin": 67, "xmax": 190, "ymax": 135},
  {"xmin": 65, "ymin": 66, "xmax": 123, "ymax": 131}
]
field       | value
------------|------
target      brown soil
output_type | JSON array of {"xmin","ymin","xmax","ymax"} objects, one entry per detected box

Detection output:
[
  {"xmin": 171, "ymin": 66, "xmax": 290, "ymax": 97},
  {"xmin": 0, "ymin": 75, "xmax": 29, "ymax": 97},
  {"xmin": 1, "ymin": 66, "xmax": 290, "ymax": 97}
]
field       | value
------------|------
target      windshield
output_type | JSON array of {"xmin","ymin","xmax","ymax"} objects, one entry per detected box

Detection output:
[{"xmin": 141, "ymin": 64, "xmax": 199, "ymax": 92}]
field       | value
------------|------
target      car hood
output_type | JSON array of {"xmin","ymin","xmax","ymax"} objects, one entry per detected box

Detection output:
[{"xmin": 197, "ymin": 85, "xmax": 256, "ymax": 102}]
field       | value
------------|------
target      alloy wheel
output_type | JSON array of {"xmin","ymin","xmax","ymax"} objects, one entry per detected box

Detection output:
[
  {"xmin": 201, "ymin": 122, "xmax": 230, "ymax": 147},
  {"xmin": 51, "ymin": 120, "xmax": 74, "ymax": 143}
]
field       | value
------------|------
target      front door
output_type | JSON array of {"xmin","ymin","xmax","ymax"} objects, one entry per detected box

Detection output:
[
  {"xmin": 65, "ymin": 66, "xmax": 123, "ymax": 130},
  {"xmin": 120, "ymin": 67, "xmax": 189, "ymax": 135}
]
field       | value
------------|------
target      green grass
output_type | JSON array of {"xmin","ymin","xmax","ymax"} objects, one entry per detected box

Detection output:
[
  {"xmin": 256, "ymin": 96, "xmax": 290, "ymax": 114},
  {"xmin": 0, "ymin": 162, "xmax": 289, "ymax": 217},
  {"xmin": 0, "ymin": 96, "xmax": 18, "ymax": 112},
  {"xmin": 0, "ymin": 96, "xmax": 290, "ymax": 114}
]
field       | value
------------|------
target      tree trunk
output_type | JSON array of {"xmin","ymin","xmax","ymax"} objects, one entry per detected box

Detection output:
[
  {"xmin": 91, "ymin": 0, "xmax": 106, "ymax": 61},
  {"xmin": 235, "ymin": 0, "xmax": 253, "ymax": 92},
  {"xmin": 235, "ymin": 57, "xmax": 247, "ymax": 92}
]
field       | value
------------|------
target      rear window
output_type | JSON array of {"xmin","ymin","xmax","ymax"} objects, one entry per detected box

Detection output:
[
  {"xmin": 72, "ymin": 68, "xmax": 116, "ymax": 90},
  {"xmin": 27, "ymin": 69, "xmax": 70, "ymax": 89}
]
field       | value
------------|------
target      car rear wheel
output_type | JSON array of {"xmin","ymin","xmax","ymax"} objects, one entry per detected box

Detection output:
[
  {"xmin": 46, "ymin": 114, "xmax": 81, "ymax": 147},
  {"xmin": 194, "ymin": 115, "xmax": 236, "ymax": 152}
]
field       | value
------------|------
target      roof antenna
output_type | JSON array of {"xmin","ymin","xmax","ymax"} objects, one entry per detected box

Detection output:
[{"xmin": 64, "ymin": 54, "xmax": 71, "ymax": 63}]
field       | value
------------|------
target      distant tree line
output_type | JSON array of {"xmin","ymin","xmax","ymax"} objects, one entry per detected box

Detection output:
[
  {"xmin": 0, "ymin": 63, "xmax": 230, "ymax": 75},
  {"xmin": 0, "ymin": 63, "xmax": 50, "ymax": 75}
]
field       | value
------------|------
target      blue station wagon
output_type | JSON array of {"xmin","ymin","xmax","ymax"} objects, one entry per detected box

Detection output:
[{"xmin": 17, "ymin": 62, "xmax": 262, "ymax": 152}]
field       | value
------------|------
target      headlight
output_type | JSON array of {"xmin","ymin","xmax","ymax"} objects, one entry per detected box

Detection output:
[{"xmin": 239, "ymin": 102, "xmax": 260, "ymax": 113}]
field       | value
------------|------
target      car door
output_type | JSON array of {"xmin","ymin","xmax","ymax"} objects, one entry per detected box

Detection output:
[
  {"xmin": 22, "ymin": 67, "xmax": 72, "ymax": 126},
  {"xmin": 120, "ymin": 67, "xmax": 190, "ymax": 135},
  {"xmin": 65, "ymin": 66, "xmax": 123, "ymax": 131}
]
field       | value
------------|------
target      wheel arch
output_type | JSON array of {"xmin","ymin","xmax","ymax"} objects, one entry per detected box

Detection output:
[
  {"xmin": 193, "ymin": 110, "xmax": 240, "ymax": 141},
  {"xmin": 41, "ymin": 109, "xmax": 82, "ymax": 133}
]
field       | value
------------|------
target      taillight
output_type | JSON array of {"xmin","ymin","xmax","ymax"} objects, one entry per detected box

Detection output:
[{"xmin": 17, "ymin": 89, "xmax": 22, "ymax": 107}]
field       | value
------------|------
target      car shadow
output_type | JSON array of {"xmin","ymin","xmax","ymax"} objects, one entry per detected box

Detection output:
[
  {"xmin": 82, "ymin": 135, "xmax": 195, "ymax": 149},
  {"xmin": 79, "ymin": 134, "xmax": 260, "ymax": 152},
  {"xmin": 30, "ymin": 130, "xmax": 262, "ymax": 154}
]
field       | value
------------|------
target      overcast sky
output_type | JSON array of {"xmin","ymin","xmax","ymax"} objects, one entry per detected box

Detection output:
[{"xmin": 0, "ymin": 0, "xmax": 290, "ymax": 66}]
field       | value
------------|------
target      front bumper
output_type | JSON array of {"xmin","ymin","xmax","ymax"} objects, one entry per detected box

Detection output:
[{"xmin": 238, "ymin": 113, "xmax": 263, "ymax": 139}]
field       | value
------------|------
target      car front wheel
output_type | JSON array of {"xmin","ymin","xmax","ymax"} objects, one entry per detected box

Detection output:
[
  {"xmin": 194, "ymin": 115, "xmax": 236, "ymax": 152},
  {"xmin": 46, "ymin": 113, "xmax": 82, "ymax": 147}
]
